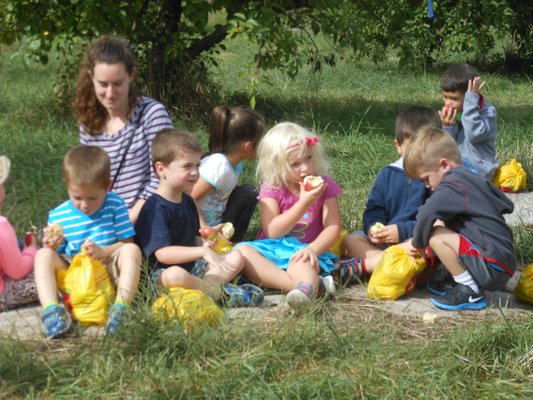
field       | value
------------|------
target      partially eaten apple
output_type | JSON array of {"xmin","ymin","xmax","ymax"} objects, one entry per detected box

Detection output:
[
  {"xmin": 46, "ymin": 223, "xmax": 64, "ymax": 242},
  {"xmin": 221, "ymin": 222, "xmax": 235, "ymax": 240},
  {"xmin": 303, "ymin": 175, "xmax": 324, "ymax": 191},
  {"xmin": 369, "ymin": 222, "xmax": 385, "ymax": 235}
]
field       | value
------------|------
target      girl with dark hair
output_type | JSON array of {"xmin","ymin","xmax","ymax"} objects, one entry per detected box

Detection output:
[
  {"xmin": 191, "ymin": 105, "xmax": 265, "ymax": 242},
  {"xmin": 75, "ymin": 36, "xmax": 173, "ymax": 223}
]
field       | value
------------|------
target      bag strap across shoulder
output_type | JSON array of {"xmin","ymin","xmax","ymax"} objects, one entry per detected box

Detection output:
[{"xmin": 111, "ymin": 101, "xmax": 151, "ymax": 190}]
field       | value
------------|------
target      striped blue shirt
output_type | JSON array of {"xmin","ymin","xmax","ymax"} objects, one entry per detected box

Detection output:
[{"xmin": 48, "ymin": 192, "xmax": 135, "ymax": 257}]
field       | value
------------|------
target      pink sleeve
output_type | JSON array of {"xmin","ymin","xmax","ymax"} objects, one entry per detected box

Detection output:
[
  {"xmin": 0, "ymin": 217, "xmax": 36, "ymax": 280},
  {"xmin": 322, "ymin": 176, "xmax": 342, "ymax": 199},
  {"xmin": 257, "ymin": 182, "xmax": 282, "ymax": 201}
]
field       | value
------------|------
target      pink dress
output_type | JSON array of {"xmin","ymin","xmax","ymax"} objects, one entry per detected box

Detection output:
[
  {"xmin": 0, "ymin": 216, "xmax": 38, "ymax": 309},
  {"xmin": 236, "ymin": 176, "xmax": 342, "ymax": 274}
]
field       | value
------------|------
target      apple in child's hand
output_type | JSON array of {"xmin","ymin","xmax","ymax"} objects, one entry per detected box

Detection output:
[
  {"xmin": 444, "ymin": 104, "xmax": 453, "ymax": 113},
  {"xmin": 199, "ymin": 227, "xmax": 217, "ymax": 240},
  {"xmin": 303, "ymin": 175, "xmax": 324, "ymax": 191},
  {"xmin": 370, "ymin": 222, "xmax": 385, "ymax": 235}
]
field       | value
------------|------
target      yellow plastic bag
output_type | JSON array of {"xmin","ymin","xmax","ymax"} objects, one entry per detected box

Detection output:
[
  {"xmin": 492, "ymin": 159, "xmax": 527, "ymax": 193},
  {"xmin": 152, "ymin": 287, "xmax": 224, "ymax": 331},
  {"xmin": 56, "ymin": 252, "xmax": 115, "ymax": 326},
  {"xmin": 367, "ymin": 245, "xmax": 426, "ymax": 301},
  {"xmin": 328, "ymin": 229, "xmax": 348, "ymax": 258},
  {"xmin": 515, "ymin": 263, "xmax": 533, "ymax": 304}
]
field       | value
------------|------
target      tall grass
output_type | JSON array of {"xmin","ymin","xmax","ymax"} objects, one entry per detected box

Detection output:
[{"xmin": 1, "ymin": 36, "xmax": 533, "ymax": 398}]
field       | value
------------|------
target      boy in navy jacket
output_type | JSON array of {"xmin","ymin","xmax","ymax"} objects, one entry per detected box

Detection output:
[{"xmin": 335, "ymin": 106, "xmax": 439, "ymax": 284}]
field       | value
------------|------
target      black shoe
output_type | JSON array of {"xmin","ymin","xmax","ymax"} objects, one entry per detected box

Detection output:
[
  {"xmin": 430, "ymin": 283, "xmax": 487, "ymax": 311},
  {"xmin": 427, "ymin": 279, "xmax": 456, "ymax": 296}
]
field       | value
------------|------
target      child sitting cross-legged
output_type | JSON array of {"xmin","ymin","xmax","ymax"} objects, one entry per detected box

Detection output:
[
  {"xmin": 404, "ymin": 127, "xmax": 516, "ymax": 310},
  {"xmin": 336, "ymin": 106, "xmax": 440, "ymax": 284},
  {"xmin": 234, "ymin": 122, "xmax": 341, "ymax": 309},
  {"xmin": 34, "ymin": 145, "xmax": 142, "ymax": 338},
  {"xmin": 134, "ymin": 129, "xmax": 264, "ymax": 307}
]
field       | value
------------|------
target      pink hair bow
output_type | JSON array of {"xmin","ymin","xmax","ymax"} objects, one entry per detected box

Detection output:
[{"xmin": 305, "ymin": 136, "xmax": 320, "ymax": 145}]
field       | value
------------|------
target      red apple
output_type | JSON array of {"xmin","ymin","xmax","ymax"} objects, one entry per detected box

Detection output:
[
  {"xmin": 199, "ymin": 227, "xmax": 217, "ymax": 240},
  {"xmin": 303, "ymin": 175, "xmax": 324, "ymax": 191}
]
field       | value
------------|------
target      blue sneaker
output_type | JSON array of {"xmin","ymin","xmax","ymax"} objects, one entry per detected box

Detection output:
[
  {"xmin": 430, "ymin": 283, "xmax": 487, "ymax": 311},
  {"xmin": 105, "ymin": 303, "xmax": 127, "ymax": 335},
  {"xmin": 41, "ymin": 305, "xmax": 72, "ymax": 339},
  {"xmin": 222, "ymin": 283, "xmax": 264, "ymax": 307}
]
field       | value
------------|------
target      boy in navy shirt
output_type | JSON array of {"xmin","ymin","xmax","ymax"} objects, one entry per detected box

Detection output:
[{"xmin": 135, "ymin": 129, "xmax": 263, "ymax": 307}]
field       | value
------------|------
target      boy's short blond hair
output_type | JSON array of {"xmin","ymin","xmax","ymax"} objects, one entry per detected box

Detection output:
[
  {"xmin": 256, "ymin": 122, "xmax": 330, "ymax": 188},
  {"xmin": 395, "ymin": 106, "xmax": 441, "ymax": 144},
  {"xmin": 64, "ymin": 145, "xmax": 110, "ymax": 188},
  {"xmin": 0, "ymin": 156, "xmax": 11, "ymax": 185},
  {"xmin": 151, "ymin": 129, "xmax": 202, "ymax": 178},
  {"xmin": 403, "ymin": 127, "xmax": 462, "ymax": 179}
]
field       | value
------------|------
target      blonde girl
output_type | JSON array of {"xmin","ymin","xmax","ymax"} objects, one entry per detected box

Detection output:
[
  {"xmin": 234, "ymin": 122, "xmax": 341, "ymax": 308},
  {"xmin": 191, "ymin": 105, "xmax": 265, "ymax": 242}
]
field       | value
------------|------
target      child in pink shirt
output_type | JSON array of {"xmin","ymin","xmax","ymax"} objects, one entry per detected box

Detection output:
[
  {"xmin": 0, "ymin": 156, "xmax": 39, "ymax": 310},
  {"xmin": 235, "ymin": 122, "xmax": 342, "ymax": 309}
]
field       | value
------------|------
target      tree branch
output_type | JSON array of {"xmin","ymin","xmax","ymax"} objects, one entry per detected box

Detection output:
[{"xmin": 186, "ymin": 25, "xmax": 228, "ymax": 59}]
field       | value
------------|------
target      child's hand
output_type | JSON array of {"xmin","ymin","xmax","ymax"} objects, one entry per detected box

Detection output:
[
  {"xmin": 291, "ymin": 247, "xmax": 320, "ymax": 272},
  {"xmin": 82, "ymin": 239, "xmax": 105, "ymax": 259},
  {"xmin": 438, "ymin": 105, "xmax": 457, "ymax": 126},
  {"xmin": 298, "ymin": 180, "xmax": 326, "ymax": 206},
  {"xmin": 468, "ymin": 76, "xmax": 486, "ymax": 94},
  {"xmin": 202, "ymin": 237, "xmax": 216, "ymax": 250},
  {"xmin": 42, "ymin": 225, "xmax": 64, "ymax": 250},
  {"xmin": 369, "ymin": 224, "xmax": 399, "ymax": 244}
]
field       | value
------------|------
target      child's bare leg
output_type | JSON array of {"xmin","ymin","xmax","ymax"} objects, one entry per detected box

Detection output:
[
  {"xmin": 236, "ymin": 245, "xmax": 295, "ymax": 291},
  {"xmin": 115, "ymin": 243, "xmax": 142, "ymax": 304},
  {"xmin": 203, "ymin": 250, "xmax": 244, "ymax": 285},
  {"xmin": 428, "ymin": 227, "xmax": 464, "ymax": 275},
  {"xmin": 286, "ymin": 260, "xmax": 319, "ymax": 291},
  {"xmin": 160, "ymin": 266, "xmax": 222, "ymax": 300},
  {"xmin": 34, "ymin": 247, "xmax": 68, "ymax": 306}
]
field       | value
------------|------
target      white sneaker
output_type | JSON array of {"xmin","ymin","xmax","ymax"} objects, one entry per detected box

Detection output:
[
  {"xmin": 285, "ymin": 288, "xmax": 312, "ymax": 309},
  {"xmin": 320, "ymin": 275, "xmax": 336, "ymax": 299}
]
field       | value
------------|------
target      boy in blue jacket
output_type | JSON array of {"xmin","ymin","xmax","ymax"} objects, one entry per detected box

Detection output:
[
  {"xmin": 439, "ymin": 63, "xmax": 498, "ymax": 179},
  {"xmin": 335, "ymin": 106, "xmax": 440, "ymax": 283}
]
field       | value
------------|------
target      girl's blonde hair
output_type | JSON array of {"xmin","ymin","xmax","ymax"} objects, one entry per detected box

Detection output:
[
  {"xmin": 256, "ymin": 122, "xmax": 330, "ymax": 188},
  {"xmin": 0, "ymin": 156, "xmax": 11, "ymax": 185}
]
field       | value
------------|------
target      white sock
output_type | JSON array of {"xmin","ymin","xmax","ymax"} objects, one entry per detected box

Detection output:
[{"xmin": 453, "ymin": 271, "xmax": 480, "ymax": 293}]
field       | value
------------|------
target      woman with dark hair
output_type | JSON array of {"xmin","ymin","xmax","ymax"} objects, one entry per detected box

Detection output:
[{"xmin": 75, "ymin": 36, "xmax": 173, "ymax": 223}]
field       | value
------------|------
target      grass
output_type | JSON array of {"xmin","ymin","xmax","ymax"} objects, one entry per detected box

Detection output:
[{"xmin": 1, "ymin": 35, "xmax": 533, "ymax": 398}]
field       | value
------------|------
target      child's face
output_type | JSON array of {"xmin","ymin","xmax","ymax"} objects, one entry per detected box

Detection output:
[
  {"xmin": 416, "ymin": 159, "xmax": 454, "ymax": 190},
  {"xmin": 287, "ymin": 146, "xmax": 316, "ymax": 186},
  {"xmin": 159, "ymin": 152, "xmax": 201, "ymax": 193},
  {"xmin": 442, "ymin": 90, "xmax": 465, "ymax": 112},
  {"xmin": 90, "ymin": 62, "xmax": 135, "ymax": 115},
  {"xmin": 67, "ymin": 182, "xmax": 108, "ymax": 216}
]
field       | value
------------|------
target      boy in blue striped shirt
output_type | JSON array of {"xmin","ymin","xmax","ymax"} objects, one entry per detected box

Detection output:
[{"xmin": 34, "ymin": 145, "xmax": 141, "ymax": 338}]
